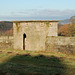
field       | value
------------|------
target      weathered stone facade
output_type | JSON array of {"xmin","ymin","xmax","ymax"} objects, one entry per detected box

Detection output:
[
  {"xmin": 0, "ymin": 36, "xmax": 13, "ymax": 49},
  {"xmin": 13, "ymin": 20, "xmax": 59, "ymax": 51},
  {"xmin": 46, "ymin": 36, "xmax": 75, "ymax": 54}
]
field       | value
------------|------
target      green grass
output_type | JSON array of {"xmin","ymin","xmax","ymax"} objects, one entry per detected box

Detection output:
[{"xmin": 0, "ymin": 49, "xmax": 75, "ymax": 75}]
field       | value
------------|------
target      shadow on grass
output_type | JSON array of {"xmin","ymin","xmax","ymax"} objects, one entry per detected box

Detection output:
[{"xmin": 0, "ymin": 54, "xmax": 66, "ymax": 75}]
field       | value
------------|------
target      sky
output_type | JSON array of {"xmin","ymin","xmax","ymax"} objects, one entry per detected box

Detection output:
[{"xmin": 0, "ymin": 0, "xmax": 75, "ymax": 21}]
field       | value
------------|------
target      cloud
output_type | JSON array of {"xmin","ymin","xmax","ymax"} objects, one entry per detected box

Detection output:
[
  {"xmin": 0, "ymin": 9, "xmax": 75, "ymax": 21},
  {"xmin": 11, "ymin": 9, "xmax": 75, "ymax": 18}
]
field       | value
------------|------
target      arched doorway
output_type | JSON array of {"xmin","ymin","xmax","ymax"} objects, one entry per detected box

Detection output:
[{"xmin": 23, "ymin": 33, "xmax": 26, "ymax": 50}]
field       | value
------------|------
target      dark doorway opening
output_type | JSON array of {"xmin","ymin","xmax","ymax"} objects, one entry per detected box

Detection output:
[{"xmin": 23, "ymin": 33, "xmax": 26, "ymax": 50}]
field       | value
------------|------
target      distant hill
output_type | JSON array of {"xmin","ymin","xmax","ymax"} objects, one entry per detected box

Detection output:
[
  {"xmin": 59, "ymin": 19, "xmax": 70, "ymax": 25},
  {"xmin": 0, "ymin": 21, "xmax": 13, "ymax": 36}
]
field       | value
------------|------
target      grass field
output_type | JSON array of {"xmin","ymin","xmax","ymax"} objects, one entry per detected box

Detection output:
[{"xmin": 0, "ymin": 49, "xmax": 75, "ymax": 75}]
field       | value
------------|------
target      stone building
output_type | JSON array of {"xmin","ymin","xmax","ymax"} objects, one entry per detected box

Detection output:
[{"xmin": 13, "ymin": 20, "xmax": 59, "ymax": 51}]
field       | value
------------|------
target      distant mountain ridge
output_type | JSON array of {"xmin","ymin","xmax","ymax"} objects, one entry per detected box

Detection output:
[{"xmin": 59, "ymin": 19, "xmax": 70, "ymax": 25}]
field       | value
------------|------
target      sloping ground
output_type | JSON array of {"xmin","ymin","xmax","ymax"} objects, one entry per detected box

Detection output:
[
  {"xmin": 0, "ymin": 21, "xmax": 13, "ymax": 36},
  {"xmin": 0, "ymin": 49, "xmax": 75, "ymax": 75}
]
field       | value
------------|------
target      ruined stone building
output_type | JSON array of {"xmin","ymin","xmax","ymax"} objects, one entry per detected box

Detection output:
[
  {"xmin": 13, "ymin": 20, "xmax": 59, "ymax": 51},
  {"xmin": 0, "ymin": 20, "xmax": 75, "ymax": 54}
]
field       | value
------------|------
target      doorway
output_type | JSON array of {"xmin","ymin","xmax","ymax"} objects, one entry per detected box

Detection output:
[{"xmin": 23, "ymin": 33, "xmax": 26, "ymax": 50}]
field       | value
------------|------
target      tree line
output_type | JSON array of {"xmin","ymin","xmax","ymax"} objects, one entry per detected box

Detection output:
[{"xmin": 58, "ymin": 16, "xmax": 75, "ymax": 37}]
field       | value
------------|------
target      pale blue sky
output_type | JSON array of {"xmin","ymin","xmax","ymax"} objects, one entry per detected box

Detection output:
[{"xmin": 0, "ymin": 0, "xmax": 75, "ymax": 20}]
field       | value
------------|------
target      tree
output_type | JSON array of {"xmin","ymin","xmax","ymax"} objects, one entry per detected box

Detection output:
[
  {"xmin": 69, "ymin": 16, "xmax": 75, "ymax": 36},
  {"xmin": 58, "ymin": 16, "xmax": 75, "ymax": 37},
  {"xmin": 58, "ymin": 24, "xmax": 69, "ymax": 36}
]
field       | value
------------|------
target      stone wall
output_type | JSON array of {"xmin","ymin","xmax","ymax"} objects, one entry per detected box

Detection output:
[
  {"xmin": 0, "ymin": 36, "xmax": 13, "ymax": 49},
  {"xmin": 46, "ymin": 36, "xmax": 75, "ymax": 54},
  {"xmin": 0, "ymin": 35, "xmax": 75, "ymax": 55}
]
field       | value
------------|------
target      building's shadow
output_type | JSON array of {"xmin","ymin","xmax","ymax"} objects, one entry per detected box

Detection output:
[{"xmin": 0, "ymin": 54, "xmax": 66, "ymax": 75}]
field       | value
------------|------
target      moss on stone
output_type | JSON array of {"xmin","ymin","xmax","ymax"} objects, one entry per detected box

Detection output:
[
  {"xmin": 15, "ymin": 22, "xmax": 20, "ymax": 33},
  {"xmin": 46, "ymin": 22, "xmax": 49, "ymax": 27}
]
